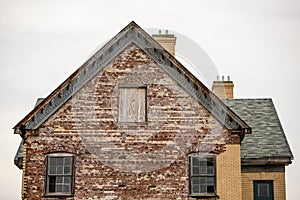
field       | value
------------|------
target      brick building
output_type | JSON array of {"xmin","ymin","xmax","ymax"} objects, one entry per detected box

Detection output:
[{"xmin": 14, "ymin": 22, "xmax": 293, "ymax": 200}]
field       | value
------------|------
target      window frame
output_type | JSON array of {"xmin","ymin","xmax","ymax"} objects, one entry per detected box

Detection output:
[
  {"xmin": 44, "ymin": 153, "xmax": 75, "ymax": 197},
  {"xmin": 118, "ymin": 84, "xmax": 147, "ymax": 124},
  {"xmin": 188, "ymin": 153, "xmax": 217, "ymax": 198},
  {"xmin": 253, "ymin": 180, "xmax": 274, "ymax": 200}
]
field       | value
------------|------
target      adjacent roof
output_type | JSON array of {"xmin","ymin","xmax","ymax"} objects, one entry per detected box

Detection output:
[
  {"xmin": 224, "ymin": 99, "xmax": 293, "ymax": 165},
  {"xmin": 13, "ymin": 21, "xmax": 250, "ymax": 135},
  {"xmin": 14, "ymin": 139, "xmax": 23, "ymax": 169}
]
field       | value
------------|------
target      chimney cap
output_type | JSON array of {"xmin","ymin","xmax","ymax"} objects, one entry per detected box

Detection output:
[
  {"xmin": 214, "ymin": 75, "xmax": 233, "ymax": 82},
  {"xmin": 152, "ymin": 29, "xmax": 175, "ymax": 38}
]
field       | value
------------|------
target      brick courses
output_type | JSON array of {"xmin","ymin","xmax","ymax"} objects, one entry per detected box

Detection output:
[{"xmin": 22, "ymin": 45, "xmax": 239, "ymax": 200}]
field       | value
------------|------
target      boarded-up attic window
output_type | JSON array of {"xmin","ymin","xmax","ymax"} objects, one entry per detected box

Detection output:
[{"xmin": 118, "ymin": 86, "xmax": 146, "ymax": 123}]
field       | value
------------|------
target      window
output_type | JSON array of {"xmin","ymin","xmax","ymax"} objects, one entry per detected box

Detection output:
[
  {"xmin": 189, "ymin": 153, "xmax": 216, "ymax": 197},
  {"xmin": 118, "ymin": 85, "xmax": 146, "ymax": 123},
  {"xmin": 254, "ymin": 181, "xmax": 274, "ymax": 200},
  {"xmin": 45, "ymin": 153, "xmax": 74, "ymax": 197}
]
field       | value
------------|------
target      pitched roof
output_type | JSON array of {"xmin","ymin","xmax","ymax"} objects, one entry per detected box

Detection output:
[
  {"xmin": 223, "ymin": 98, "xmax": 293, "ymax": 164},
  {"xmin": 14, "ymin": 139, "xmax": 24, "ymax": 169},
  {"xmin": 13, "ymin": 21, "xmax": 250, "ymax": 135}
]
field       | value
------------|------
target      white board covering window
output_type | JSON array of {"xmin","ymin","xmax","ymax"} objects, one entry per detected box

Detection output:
[{"xmin": 118, "ymin": 86, "xmax": 146, "ymax": 123}]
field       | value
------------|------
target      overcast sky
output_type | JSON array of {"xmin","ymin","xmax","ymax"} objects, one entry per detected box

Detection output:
[{"xmin": 0, "ymin": 0, "xmax": 299, "ymax": 199}]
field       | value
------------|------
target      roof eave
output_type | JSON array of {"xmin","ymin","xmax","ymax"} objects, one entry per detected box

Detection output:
[
  {"xmin": 241, "ymin": 156, "xmax": 293, "ymax": 166},
  {"xmin": 12, "ymin": 21, "xmax": 251, "ymax": 135}
]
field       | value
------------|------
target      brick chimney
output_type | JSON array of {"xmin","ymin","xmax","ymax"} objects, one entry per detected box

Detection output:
[
  {"xmin": 152, "ymin": 30, "xmax": 176, "ymax": 56},
  {"xmin": 212, "ymin": 76, "xmax": 234, "ymax": 99}
]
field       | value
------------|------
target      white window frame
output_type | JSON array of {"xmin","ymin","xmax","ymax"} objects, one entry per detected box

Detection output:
[
  {"xmin": 45, "ymin": 153, "xmax": 74, "ymax": 197},
  {"xmin": 189, "ymin": 153, "xmax": 217, "ymax": 197}
]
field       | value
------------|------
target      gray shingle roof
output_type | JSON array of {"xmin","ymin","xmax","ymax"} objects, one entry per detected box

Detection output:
[
  {"xmin": 14, "ymin": 139, "xmax": 23, "ymax": 169},
  {"xmin": 223, "ymin": 98, "xmax": 293, "ymax": 160}
]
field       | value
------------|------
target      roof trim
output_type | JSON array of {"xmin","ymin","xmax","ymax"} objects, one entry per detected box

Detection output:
[
  {"xmin": 241, "ymin": 157, "xmax": 292, "ymax": 166},
  {"xmin": 13, "ymin": 21, "xmax": 251, "ymax": 134}
]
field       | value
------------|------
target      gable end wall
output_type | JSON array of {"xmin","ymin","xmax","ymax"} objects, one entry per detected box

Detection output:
[{"xmin": 22, "ymin": 45, "xmax": 240, "ymax": 200}]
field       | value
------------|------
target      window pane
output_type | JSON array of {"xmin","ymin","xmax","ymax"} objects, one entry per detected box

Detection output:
[
  {"xmin": 207, "ymin": 185, "xmax": 215, "ymax": 193},
  {"xmin": 192, "ymin": 177, "xmax": 200, "ymax": 184},
  {"xmin": 49, "ymin": 166, "xmax": 56, "ymax": 174},
  {"xmin": 200, "ymin": 177, "xmax": 206, "ymax": 185},
  {"xmin": 56, "ymin": 176, "xmax": 62, "ymax": 184},
  {"xmin": 64, "ymin": 166, "xmax": 71, "ymax": 175},
  {"xmin": 207, "ymin": 158, "xmax": 214, "ymax": 166},
  {"xmin": 200, "ymin": 166, "xmax": 207, "ymax": 174},
  {"xmin": 56, "ymin": 166, "xmax": 63, "ymax": 174},
  {"xmin": 49, "ymin": 157, "xmax": 56, "ymax": 166},
  {"xmin": 192, "ymin": 184, "xmax": 200, "ymax": 193},
  {"xmin": 56, "ymin": 185, "xmax": 62, "ymax": 192},
  {"xmin": 207, "ymin": 177, "xmax": 214, "ymax": 185},
  {"xmin": 192, "ymin": 166, "xmax": 199, "ymax": 175},
  {"xmin": 207, "ymin": 166, "xmax": 214, "ymax": 175},
  {"xmin": 63, "ymin": 184, "xmax": 70, "ymax": 193},
  {"xmin": 200, "ymin": 160, "xmax": 206, "ymax": 167},
  {"xmin": 49, "ymin": 176, "xmax": 56, "ymax": 193},
  {"xmin": 192, "ymin": 157, "xmax": 200, "ymax": 166},
  {"xmin": 64, "ymin": 157, "xmax": 71, "ymax": 165},
  {"xmin": 258, "ymin": 183, "xmax": 269, "ymax": 196},
  {"xmin": 200, "ymin": 185, "xmax": 207, "ymax": 193},
  {"xmin": 64, "ymin": 177, "xmax": 70, "ymax": 184},
  {"xmin": 56, "ymin": 157, "xmax": 63, "ymax": 165}
]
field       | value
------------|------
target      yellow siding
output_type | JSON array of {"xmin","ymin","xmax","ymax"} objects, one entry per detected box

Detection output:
[
  {"xmin": 242, "ymin": 171, "xmax": 286, "ymax": 200},
  {"xmin": 217, "ymin": 144, "xmax": 242, "ymax": 200}
]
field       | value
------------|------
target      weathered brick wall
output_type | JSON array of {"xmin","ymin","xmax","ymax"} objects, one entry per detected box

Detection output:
[
  {"xmin": 241, "ymin": 171, "xmax": 286, "ymax": 200},
  {"xmin": 23, "ymin": 45, "xmax": 236, "ymax": 200}
]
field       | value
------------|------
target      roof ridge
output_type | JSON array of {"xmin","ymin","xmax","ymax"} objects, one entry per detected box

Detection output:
[{"xmin": 13, "ymin": 21, "xmax": 251, "ymax": 135}]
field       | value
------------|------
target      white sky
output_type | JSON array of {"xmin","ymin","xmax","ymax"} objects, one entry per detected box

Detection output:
[{"xmin": 0, "ymin": 0, "xmax": 299, "ymax": 199}]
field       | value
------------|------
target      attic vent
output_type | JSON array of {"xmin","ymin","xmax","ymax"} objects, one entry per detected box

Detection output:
[
  {"xmin": 109, "ymin": 46, "xmax": 113, "ymax": 52},
  {"xmin": 193, "ymin": 83, "xmax": 198, "ymax": 90},
  {"xmin": 211, "ymin": 100, "xmax": 215, "ymax": 107},
  {"xmin": 185, "ymin": 74, "xmax": 190, "ymax": 82},
  {"xmin": 176, "ymin": 67, "xmax": 182, "ymax": 74}
]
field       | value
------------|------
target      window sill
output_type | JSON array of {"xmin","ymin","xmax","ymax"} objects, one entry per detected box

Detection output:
[
  {"xmin": 189, "ymin": 193, "xmax": 219, "ymax": 199},
  {"xmin": 117, "ymin": 122, "xmax": 148, "ymax": 126},
  {"xmin": 44, "ymin": 193, "xmax": 73, "ymax": 198}
]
